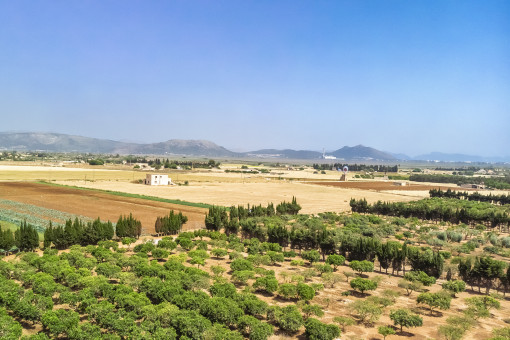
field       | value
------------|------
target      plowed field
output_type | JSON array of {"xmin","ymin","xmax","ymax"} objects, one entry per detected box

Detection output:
[{"xmin": 0, "ymin": 182, "xmax": 206, "ymax": 233}]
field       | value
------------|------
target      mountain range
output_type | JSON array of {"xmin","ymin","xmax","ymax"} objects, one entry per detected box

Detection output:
[{"xmin": 0, "ymin": 132, "xmax": 506, "ymax": 163}]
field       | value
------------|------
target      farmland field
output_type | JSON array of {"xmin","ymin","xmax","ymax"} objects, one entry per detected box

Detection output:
[
  {"xmin": 55, "ymin": 180, "xmax": 425, "ymax": 214},
  {"xmin": 0, "ymin": 182, "xmax": 207, "ymax": 233},
  {"xmin": 0, "ymin": 164, "xmax": 509, "ymax": 340}
]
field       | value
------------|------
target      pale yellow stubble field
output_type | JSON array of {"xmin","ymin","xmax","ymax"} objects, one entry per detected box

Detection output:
[
  {"xmin": 55, "ymin": 180, "xmax": 426, "ymax": 214},
  {"xmin": 0, "ymin": 163, "xmax": 425, "ymax": 214}
]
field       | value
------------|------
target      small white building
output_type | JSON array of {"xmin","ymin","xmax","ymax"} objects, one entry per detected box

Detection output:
[{"xmin": 144, "ymin": 174, "xmax": 170, "ymax": 186}]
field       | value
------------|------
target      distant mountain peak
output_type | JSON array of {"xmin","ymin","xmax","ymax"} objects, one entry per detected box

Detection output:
[
  {"xmin": 331, "ymin": 145, "xmax": 396, "ymax": 161},
  {"xmin": 3, "ymin": 131, "xmax": 501, "ymax": 162}
]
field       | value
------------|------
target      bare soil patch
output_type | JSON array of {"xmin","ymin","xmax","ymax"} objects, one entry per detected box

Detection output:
[{"xmin": 0, "ymin": 182, "xmax": 206, "ymax": 233}]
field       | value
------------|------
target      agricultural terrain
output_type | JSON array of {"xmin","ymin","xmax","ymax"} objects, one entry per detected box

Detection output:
[
  {"xmin": 0, "ymin": 163, "xmax": 509, "ymax": 340},
  {"xmin": 0, "ymin": 182, "xmax": 207, "ymax": 233}
]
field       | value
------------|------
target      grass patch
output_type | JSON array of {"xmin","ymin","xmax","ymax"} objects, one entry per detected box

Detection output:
[{"xmin": 36, "ymin": 181, "xmax": 217, "ymax": 209}]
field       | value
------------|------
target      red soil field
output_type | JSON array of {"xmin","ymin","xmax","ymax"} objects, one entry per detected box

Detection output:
[{"xmin": 0, "ymin": 182, "xmax": 206, "ymax": 234}]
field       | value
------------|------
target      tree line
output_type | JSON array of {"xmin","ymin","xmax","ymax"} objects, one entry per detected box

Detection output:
[
  {"xmin": 410, "ymin": 174, "xmax": 510, "ymax": 190},
  {"xmin": 458, "ymin": 256, "xmax": 510, "ymax": 295},
  {"xmin": 205, "ymin": 198, "xmax": 301, "ymax": 233},
  {"xmin": 312, "ymin": 164, "xmax": 398, "ymax": 172},
  {"xmin": 44, "ymin": 218, "xmax": 114, "ymax": 249},
  {"xmin": 350, "ymin": 198, "xmax": 510, "ymax": 230},
  {"xmin": 146, "ymin": 158, "xmax": 220, "ymax": 169},
  {"xmin": 155, "ymin": 211, "xmax": 188, "ymax": 236},
  {"xmin": 0, "ymin": 221, "xmax": 40, "ymax": 252},
  {"xmin": 434, "ymin": 166, "xmax": 483, "ymax": 172},
  {"xmin": 429, "ymin": 188, "xmax": 510, "ymax": 205}
]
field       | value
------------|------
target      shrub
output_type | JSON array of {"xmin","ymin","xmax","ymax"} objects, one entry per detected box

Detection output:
[
  {"xmin": 389, "ymin": 308, "xmax": 423, "ymax": 332},
  {"xmin": 333, "ymin": 316, "xmax": 355, "ymax": 332},
  {"xmin": 211, "ymin": 248, "xmax": 228, "ymax": 258},
  {"xmin": 349, "ymin": 260, "xmax": 374, "ymax": 275},
  {"xmin": 238, "ymin": 315, "xmax": 274, "ymax": 340},
  {"xmin": 404, "ymin": 271, "xmax": 436, "ymax": 286},
  {"xmin": 378, "ymin": 326, "xmax": 396, "ymax": 340},
  {"xmin": 416, "ymin": 291, "xmax": 452, "ymax": 315},
  {"xmin": 253, "ymin": 276, "xmax": 279, "ymax": 294},
  {"xmin": 273, "ymin": 305, "xmax": 303, "ymax": 333},
  {"xmin": 278, "ymin": 283, "xmax": 297, "ymax": 300},
  {"xmin": 209, "ymin": 282, "xmax": 237, "ymax": 298},
  {"xmin": 350, "ymin": 277, "xmax": 378, "ymax": 294},
  {"xmin": 296, "ymin": 283, "xmax": 315, "ymax": 302},
  {"xmin": 326, "ymin": 254, "xmax": 345, "ymax": 270},
  {"xmin": 302, "ymin": 250, "xmax": 321, "ymax": 265},
  {"xmin": 230, "ymin": 259, "xmax": 254, "ymax": 272},
  {"xmin": 304, "ymin": 318, "xmax": 340, "ymax": 340},
  {"xmin": 349, "ymin": 300, "xmax": 382, "ymax": 324},
  {"xmin": 442, "ymin": 280, "xmax": 466, "ymax": 297}
]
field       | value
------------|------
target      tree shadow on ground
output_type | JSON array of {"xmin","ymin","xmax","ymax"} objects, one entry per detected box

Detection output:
[
  {"xmin": 397, "ymin": 330, "xmax": 415, "ymax": 337},
  {"xmin": 411, "ymin": 306, "xmax": 443, "ymax": 317},
  {"xmin": 274, "ymin": 329, "xmax": 306, "ymax": 340},
  {"xmin": 350, "ymin": 290, "xmax": 369, "ymax": 298}
]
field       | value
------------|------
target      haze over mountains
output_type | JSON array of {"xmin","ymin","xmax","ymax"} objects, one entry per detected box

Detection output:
[{"xmin": 0, "ymin": 132, "xmax": 506, "ymax": 163}]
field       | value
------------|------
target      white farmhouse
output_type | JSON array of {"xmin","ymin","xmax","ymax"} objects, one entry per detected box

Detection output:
[{"xmin": 144, "ymin": 174, "xmax": 170, "ymax": 186}]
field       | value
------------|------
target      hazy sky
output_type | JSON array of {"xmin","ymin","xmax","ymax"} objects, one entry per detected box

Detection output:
[{"xmin": 1, "ymin": 1, "xmax": 508, "ymax": 156}]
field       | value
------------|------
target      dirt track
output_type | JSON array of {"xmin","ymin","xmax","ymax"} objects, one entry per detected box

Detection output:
[
  {"xmin": 0, "ymin": 182, "xmax": 206, "ymax": 234},
  {"xmin": 309, "ymin": 181, "xmax": 461, "ymax": 191}
]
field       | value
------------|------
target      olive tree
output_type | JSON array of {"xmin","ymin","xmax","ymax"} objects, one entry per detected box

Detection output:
[
  {"xmin": 304, "ymin": 318, "xmax": 340, "ymax": 340},
  {"xmin": 326, "ymin": 254, "xmax": 345, "ymax": 271},
  {"xmin": 350, "ymin": 277, "xmax": 378, "ymax": 294},
  {"xmin": 442, "ymin": 280, "xmax": 466, "ymax": 297},
  {"xmin": 349, "ymin": 260, "xmax": 374, "ymax": 275},
  {"xmin": 378, "ymin": 326, "xmax": 396, "ymax": 339},
  {"xmin": 389, "ymin": 308, "xmax": 423, "ymax": 332},
  {"xmin": 416, "ymin": 291, "xmax": 452, "ymax": 315}
]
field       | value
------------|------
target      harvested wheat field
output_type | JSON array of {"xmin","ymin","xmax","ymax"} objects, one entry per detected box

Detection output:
[
  {"xmin": 55, "ymin": 180, "xmax": 426, "ymax": 214},
  {"xmin": 0, "ymin": 182, "xmax": 207, "ymax": 233}
]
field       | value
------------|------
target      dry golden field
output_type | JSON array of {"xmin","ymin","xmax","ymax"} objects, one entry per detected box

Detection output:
[
  {"xmin": 56, "ymin": 180, "xmax": 424, "ymax": 214},
  {"xmin": 2, "ymin": 164, "xmax": 507, "ymax": 215}
]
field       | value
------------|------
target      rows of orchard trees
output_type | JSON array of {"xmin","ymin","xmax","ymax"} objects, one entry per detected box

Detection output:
[
  {"xmin": 312, "ymin": 163, "xmax": 398, "ymax": 172},
  {"xmin": 203, "ymin": 198, "xmax": 510, "ymax": 295},
  {"xmin": 0, "ymin": 228, "xmax": 345, "ymax": 339},
  {"xmin": 429, "ymin": 188, "xmax": 510, "ymax": 205},
  {"xmin": 203, "ymin": 202, "xmax": 449, "ymax": 280},
  {"xmin": 350, "ymin": 198, "xmax": 510, "ymax": 230},
  {"xmin": 410, "ymin": 173, "xmax": 510, "ymax": 189}
]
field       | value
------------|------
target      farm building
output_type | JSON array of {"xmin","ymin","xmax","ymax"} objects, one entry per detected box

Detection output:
[
  {"xmin": 144, "ymin": 174, "xmax": 170, "ymax": 186},
  {"xmin": 459, "ymin": 183, "xmax": 485, "ymax": 189}
]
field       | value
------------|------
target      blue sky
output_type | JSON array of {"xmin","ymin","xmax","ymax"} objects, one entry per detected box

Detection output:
[{"xmin": 1, "ymin": 1, "xmax": 508, "ymax": 156}]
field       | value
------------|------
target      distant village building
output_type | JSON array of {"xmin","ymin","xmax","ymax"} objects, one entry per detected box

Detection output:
[
  {"xmin": 144, "ymin": 174, "xmax": 170, "ymax": 186},
  {"xmin": 321, "ymin": 149, "xmax": 337, "ymax": 160},
  {"xmin": 459, "ymin": 183, "xmax": 485, "ymax": 190}
]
